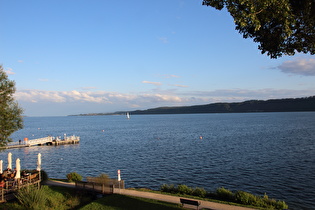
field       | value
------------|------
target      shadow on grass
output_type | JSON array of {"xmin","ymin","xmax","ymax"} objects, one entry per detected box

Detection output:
[{"xmin": 79, "ymin": 194, "xmax": 183, "ymax": 210}]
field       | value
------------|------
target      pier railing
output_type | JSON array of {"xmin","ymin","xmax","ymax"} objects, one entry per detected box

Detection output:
[
  {"xmin": 4, "ymin": 135, "xmax": 80, "ymax": 149},
  {"xmin": 26, "ymin": 136, "xmax": 54, "ymax": 146}
]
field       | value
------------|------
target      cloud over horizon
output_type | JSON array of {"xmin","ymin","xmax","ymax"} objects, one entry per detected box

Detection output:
[
  {"xmin": 142, "ymin": 81, "xmax": 162, "ymax": 86},
  {"xmin": 14, "ymin": 88, "xmax": 315, "ymax": 116},
  {"xmin": 5, "ymin": 67, "xmax": 15, "ymax": 75},
  {"xmin": 276, "ymin": 58, "xmax": 315, "ymax": 76}
]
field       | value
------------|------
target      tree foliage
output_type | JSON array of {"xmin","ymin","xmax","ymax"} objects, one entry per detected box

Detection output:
[
  {"xmin": 202, "ymin": 0, "xmax": 315, "ymax": 58},
  {"xmin": 66, "ymin": 171, "xmax": 83, "ymax": 182},
  {"xmin": 0, "ymin": 65, "xmax": 23, "ymax": 146}
]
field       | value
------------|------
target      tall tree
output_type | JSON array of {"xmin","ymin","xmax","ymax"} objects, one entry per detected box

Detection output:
[
  {"xmin": 0, "ymin": 65, "xmax": 23, "ymax": 146},
  {"xmin": 202, "ymin": 0, "xmax": 315, "ymax": 58}
]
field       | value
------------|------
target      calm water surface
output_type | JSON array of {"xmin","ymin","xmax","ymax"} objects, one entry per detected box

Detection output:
[{"xmin": 1, "ymin": 112, "xmax": 315, "ymax": 209}]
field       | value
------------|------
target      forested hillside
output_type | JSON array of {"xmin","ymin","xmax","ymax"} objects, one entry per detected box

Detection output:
[{"xmin": 129, "ymin": 96, "xmax": 315, "ymax": 115}]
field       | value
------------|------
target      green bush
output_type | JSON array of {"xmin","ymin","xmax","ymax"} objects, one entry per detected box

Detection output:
[
  {"xmin": 160, "ymin": 184, "xmax": 178, "ymax": 194},
  {"xmin": 177, "ymin": 184, "xmax": 193, "ymax": 195},
  {"xmin": 15, "ymin": 186, "xmax": 48, "ymax": 209},
  {"xmin": 93, "ymin": 173, "xmax": 110, "ymax": 184},
  {"xmin": 234, "ymin": 191, "xmax": 259, "ymax": 205},
  {"xmin": 15, "ymin": 185, "xmax": 91, "ymax": 209},
  {"xmin": 66, "ymin": 172, "xmax": 82, "ymax": 182},
  {"xmin": 233, "ymin": 191, "xmax": 289, "ymax": 209},
  {"xmin": 160, "ymin": 184, "xmax": 288, "ymax": 210},
  {"xmin": 192, "ymin": 187, "xmax": 207, "ymax": 198},
  {"xmin": 160, "ymin": 184, "xmax": 206, "ymax": 198},
  {"xmin": 275, "ymin": 200, "xmax": 288, "ymax": 210},
  {"xmin": 215, "ymin": 187, "xmax": 234, "ymax": 201},
  {"xmin": 160, "ymin": 184, "xmax": 169, "ymax": 192}
]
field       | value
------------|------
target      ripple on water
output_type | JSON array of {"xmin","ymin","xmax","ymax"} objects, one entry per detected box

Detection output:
[{"xmin": 1, "ymin": 113, "xmax": 315, "ymax": 209}]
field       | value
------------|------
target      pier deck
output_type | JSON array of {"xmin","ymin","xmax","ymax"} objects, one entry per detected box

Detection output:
[{"xmin": 0, "ymin": 136, "xmax": 80, "ymax": 150}]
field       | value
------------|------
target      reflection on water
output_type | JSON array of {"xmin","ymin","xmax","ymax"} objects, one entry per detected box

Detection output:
[{"xmin": 1, "ymin": 112, "xmax": 315, "ymax": 209}]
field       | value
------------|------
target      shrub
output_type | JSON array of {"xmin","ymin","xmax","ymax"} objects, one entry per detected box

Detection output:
[
  {"xmin": 160, "ymin": 184, "xmax": 169, "ymax": 192},
  {"xmin": 275, "ymin": 200, "xmax": 288, "ymax": 209},
  {"xmin": 89, "ymin": 173, "xmax": 111, "ymax": 184},
  {"xmin": 215, "ymin": 187, "xmax": 234, "ymax": 201},
  {"xmin": 177, "ymin": 184, "xmax": 193, "ymax": 195},
  {"xmin": 160, "ymin": 184, "xmax": 178, "ymax": 194},
  {"xmin": 66, "ymin": 172, "xmax": 82, "ymax": 182},
  {"xmin": 169, "ymin": 184, "xmax": 178, "ymax": 193},
  {"xmin": 15, "ymin": 186, "xmax": 48, "ymax": 209},
  {"xmin": 159, "ymin": 184, "xmax": 288, "ymax": 210},
  {"xmin": 44, "ymin": 187, "xmax": 67, "ymax": 209},
  {"xmin": 234, "ymin": 191, "xmax": 288, "ymax": 209},
  {"xmin": 94, "ymin": 173, "xmax": 110, "ymax": 184},
  {"xmin": 192, "ymin": 187, "xmax": 207, "ymax": 198},
  {"xmin": 234, "ymin": 191, "xmax": 259, "ymax": 205}
]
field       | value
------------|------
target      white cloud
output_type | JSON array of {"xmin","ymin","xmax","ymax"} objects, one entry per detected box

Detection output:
[
  {"xmin": 81, "ymin": 86, "xmax": 97, "ymax": 90},
  {"xmin": 17, "ymin": 90, "xmax": 66, "ymax": 103},
  {"xmin": 170, "ymin": 84, "xmax": 188, "ymax": 88},
  {"xmin": 158, "ymin": 37, "xmax": 168, "ymax": 44},
  {"xmin": 15, "ymin": 90, "xmax": 135, "ymax": 104},
  {"xmin": 142, "ymin": 81, "xmax": 162, "ymax": 86},
  {"xmin": 276, "ymin": 58, "xmax": 315, "ymax": 76},
  {"xmin": 5, "ymin": 68, "xmax": 15, "ymax": 75},
  {"xmin": 160, "ymin": 74, "xmax": 180, "ymax": 78},
  {"xmin": 182, "ymin": 88, "xmax": 315, "ymax": 102},
  {"xmin": 14, "ymin": 88, "xmax": 315, "ymax": 116},
  {"xmin": 18, "ymin": 60, "xmax": 23, "ymax": 63},
  {"xmin": 15, "ymin": 88, "xmax": 315, "ymax": 105},
  {"xmin": 38, "ymin": 78, "xmax": 49, "ymax": 82},
  {"xmin": 137, "ymin": 93, "xmax": 183, "ymax": 103}
]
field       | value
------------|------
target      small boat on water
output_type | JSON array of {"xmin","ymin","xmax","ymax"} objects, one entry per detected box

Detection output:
[{"xmin": 126, "ymin": 112, "xmax": 130, "ymax": 119}]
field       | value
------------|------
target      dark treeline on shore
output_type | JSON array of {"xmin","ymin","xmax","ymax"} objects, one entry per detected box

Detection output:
[{"xmin": 73, "ymin": 96, "xmax": 315, "ymax": 116}]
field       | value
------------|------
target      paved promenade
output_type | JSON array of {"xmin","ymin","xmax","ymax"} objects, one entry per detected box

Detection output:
[
  {"xmin": 115, "ymin": 188, "xmax": 255, "ymax": 210},
  {"xmin": 45, "ymin": 180, "xmax": 255, "ymax": 210},
  {"xmin": 44, "ymin": 180, "xmax": 76, "ymax": 188}
]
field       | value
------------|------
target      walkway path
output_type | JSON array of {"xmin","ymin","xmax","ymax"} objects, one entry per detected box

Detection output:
[
  {"xmin": 44, "ymin": 180, "xmax": 76, "ymax": 188},
  {"xmin": 44, "ymin": 180, "xmax": 255, "ymax": 210},
  {"xmin": 115, "ymin": 188, "xmax": 255, "ymax": 210}
]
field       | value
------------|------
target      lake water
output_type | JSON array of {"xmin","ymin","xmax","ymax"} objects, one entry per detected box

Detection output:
[{"xmin": 1, "ymin": 112, "xmax": 315, "ymax": 209}]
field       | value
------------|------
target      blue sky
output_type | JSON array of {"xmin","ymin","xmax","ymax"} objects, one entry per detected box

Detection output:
[{"xmin": 1, "ymin": 0, "xmax": 315, "ymax": 116}]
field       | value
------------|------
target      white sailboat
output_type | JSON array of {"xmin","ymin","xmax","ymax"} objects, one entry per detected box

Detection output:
[{"xmin": 126, "ymin": 112, "xmax": 130, "ymax": 119}]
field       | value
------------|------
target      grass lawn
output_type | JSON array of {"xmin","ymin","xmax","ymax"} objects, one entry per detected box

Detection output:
[
  {"xmin": 1, "ymin": 185, "xmax": 95, "ymax": 210},
  {"xmin": 1, "ymin": 186, "xmax": 183, "ymax": 210},
  {"xmin": 79, "ymin": 194, "xmax": 183, "ymax": 210}
]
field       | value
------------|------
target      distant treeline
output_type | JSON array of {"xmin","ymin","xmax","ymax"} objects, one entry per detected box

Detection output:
[
  {"xmin": 130, "ymin": 96, "xmax": 315, "ymax": 115},
  {"xmin": 72, "ymin": 96, "xmax": 315, "ymax": 116}
]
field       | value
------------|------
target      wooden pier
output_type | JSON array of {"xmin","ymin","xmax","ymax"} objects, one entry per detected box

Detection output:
[{"xmin": 1, "ymin": 136, "xmax": 80, "ymax": 150}]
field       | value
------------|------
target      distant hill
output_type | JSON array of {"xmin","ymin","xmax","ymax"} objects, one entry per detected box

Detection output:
[
  {"xmin": 72, "ymin": 96, "xmax": 315, "ymax": 116},
  {"xmin": 129, "ymin": 96, "xmax": 315, "ymax": 115}
]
